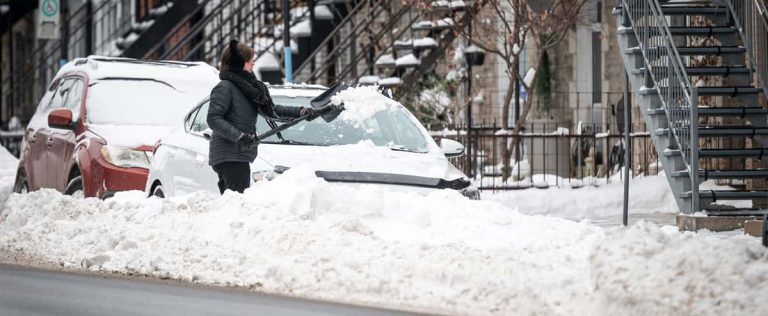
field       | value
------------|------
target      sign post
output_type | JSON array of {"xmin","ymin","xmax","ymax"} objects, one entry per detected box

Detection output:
[{"xmin": 37, "ymin": 0, "xmax": 60, "ymax": 39}]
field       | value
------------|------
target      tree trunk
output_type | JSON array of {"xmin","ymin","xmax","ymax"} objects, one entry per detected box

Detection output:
[{"xmin": 500, "ymin": 76, "xmax": 516, "ymax": 181}]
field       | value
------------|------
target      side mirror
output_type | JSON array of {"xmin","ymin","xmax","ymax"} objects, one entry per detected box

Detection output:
[
  {"xmin": 440, "ymin": 138, "xmax": 465, "ymax": 158},
  {"xmin": 202, "ymin": 128, "xmax": 212, "ymax": 140},
  {"xmin": 48, "ymin": 109, "xmax": 75, "ymax": 130}
]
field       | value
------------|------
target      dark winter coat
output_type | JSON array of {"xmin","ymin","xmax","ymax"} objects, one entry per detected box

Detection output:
[{"xmin": 207, "ymin": 71, "xmax": 302, "ymax": 166}]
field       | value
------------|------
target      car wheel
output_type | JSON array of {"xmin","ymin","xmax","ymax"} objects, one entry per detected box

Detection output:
[
  {"xmin": 13, "ymin": 170, "xmax": 29, "ymax": 194},
  {"xmin": 64, "ymin": 176, "xmax": 84, "ymax": 199},
  {"xmin": 152, "ymin": 184, "xmax": 165, "ymax": 198}
]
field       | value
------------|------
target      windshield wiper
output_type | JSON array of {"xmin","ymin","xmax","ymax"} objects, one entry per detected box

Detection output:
[
  {"xmin": 387, "ymin": 144, "xmax": 428, "ymax": 153},
  {"xmin": 261, "ymin": 139, "xmax": 318, "ymax": 146}
]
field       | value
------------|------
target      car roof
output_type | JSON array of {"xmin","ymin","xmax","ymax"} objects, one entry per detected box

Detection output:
[{"xmin": 56, "ymin": 55, "xmax": 220, "ymax": 87}]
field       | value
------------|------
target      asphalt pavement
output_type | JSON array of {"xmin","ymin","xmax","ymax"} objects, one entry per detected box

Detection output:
[{"xmin": 0, "ymin": 264, "xmax": 420, "ymax": 316}]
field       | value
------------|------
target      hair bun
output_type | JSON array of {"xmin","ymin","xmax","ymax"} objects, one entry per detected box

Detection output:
[{"xmin": 227, "ymin": 40, "xmax": 245, "ymax": 70}]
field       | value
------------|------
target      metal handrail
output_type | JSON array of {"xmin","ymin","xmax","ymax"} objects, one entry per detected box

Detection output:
[
  {"xmin": 292, "ymin": 0, "xmax": 370, "ymax": 80},
  {"xmin": 722, "ymin": 0, "xmax": 768, "ymax": 97},
  {"xmin": 620, "ymin": 0, "xmax": 700, "ymax": 212},
  {"xmin": 335, "ymin": 6, "xmax": 415, "ymax": 83}
]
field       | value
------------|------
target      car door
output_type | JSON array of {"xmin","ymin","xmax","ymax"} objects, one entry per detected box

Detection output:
[
  {"xmin": 48, "ymin": 77, "xmax": 83, "ymax": 191},
  {"xmin": 184, "ymin": 101, "xmax": 219, "ymax": 194},
  {"xmin": 23, "ymin": 83, "xmax": 58, "ymax": 191}
]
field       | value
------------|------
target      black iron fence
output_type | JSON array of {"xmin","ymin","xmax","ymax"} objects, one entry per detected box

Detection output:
[{"xmin": 431, "ymin": 122, "xmax": 659, "ymax": 191}]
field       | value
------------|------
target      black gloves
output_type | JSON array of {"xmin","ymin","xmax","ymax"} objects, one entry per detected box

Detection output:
[
  {"xmin": 300, "ymin": 107, "xmax": 317, "ymax": 121},
  {"xmin": 237, "ymin": 133, "xmax": 258, "ymax": 149}
]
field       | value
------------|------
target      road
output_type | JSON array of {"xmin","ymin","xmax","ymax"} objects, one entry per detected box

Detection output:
[{"xmin": 0, "ymin": 264, "xmax": 419, "ymax": 316}]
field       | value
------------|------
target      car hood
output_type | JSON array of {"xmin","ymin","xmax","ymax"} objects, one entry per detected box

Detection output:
[
  {"xmin": 88, "ymin": 124, "xmax": 174, "ymax": 149},
  {"xmin": 254, "ymin": 143, "xmax": 467, "ymax": 182}
]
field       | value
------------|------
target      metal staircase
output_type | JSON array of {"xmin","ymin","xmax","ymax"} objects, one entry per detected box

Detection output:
[
  {"xmin": 615, "ymin": 0, "xmax": 768, "ymax": 215},
  {"xmin": 292, "ymin": 0, "xmax": 480, "ymax": 91}
]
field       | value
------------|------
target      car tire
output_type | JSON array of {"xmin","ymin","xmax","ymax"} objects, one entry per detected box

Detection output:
[
  {"xmin": 152, "ymin": 184, "xmax": 165, "ymax": 198},
  {"xmin": 13, "ymin": 170, "xmax": 29, "ymax": 194},
  {"xmin": 64, "ymin": 176, "xmax": 84, "ymax": 199}
]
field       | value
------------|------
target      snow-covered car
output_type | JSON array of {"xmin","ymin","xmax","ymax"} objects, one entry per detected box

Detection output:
[
  {"xmin": 13, "ymin": 56, "xmax": 219, "ymax": 198},
  {"xmin": 145, "ymin": 85, "xmax": 480, "ymax": 199}
]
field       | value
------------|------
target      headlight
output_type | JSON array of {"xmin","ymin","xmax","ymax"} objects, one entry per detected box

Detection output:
[
  {"xmin": 100, "ymin": 145, "xmax": 151, "ymax": 169},
  {"xmin": 252, "ymin": 170, "xmax": 277, "ymax": 182}
]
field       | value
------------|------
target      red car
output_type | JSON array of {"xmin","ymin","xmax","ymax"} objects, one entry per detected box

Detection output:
[{"xmin": 13, "ymin": 56, "xmax": 219, "ymax": 198}]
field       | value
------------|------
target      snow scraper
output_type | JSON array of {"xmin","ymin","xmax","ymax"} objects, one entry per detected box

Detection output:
[{"xmin": 256, "ymin": 82, "xmax": 349, "ymax": 141}]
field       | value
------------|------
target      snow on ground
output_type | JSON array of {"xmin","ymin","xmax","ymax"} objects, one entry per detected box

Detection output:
[
  {"xmin": 0, "ymin": 151, "xmax": 765, "ymax": 314},
  {"xmin": 487, "ymin": 174, "xmax": 678, "ymax": 220}
]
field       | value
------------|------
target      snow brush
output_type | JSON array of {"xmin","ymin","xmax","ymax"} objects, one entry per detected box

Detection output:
[{"xmin": 256, "ymin": 82, "xmax": 349, "ymax": 141}]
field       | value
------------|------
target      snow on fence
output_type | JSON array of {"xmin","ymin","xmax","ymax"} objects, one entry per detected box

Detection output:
[{"xmin": 430, "ymin": 123, "xmax": 661, "ymax": 191}]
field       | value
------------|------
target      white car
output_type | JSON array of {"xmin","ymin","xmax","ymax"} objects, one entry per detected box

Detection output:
[{"xmin": 145, "ymin": 85, "xmax": 480, "ymax": 199}]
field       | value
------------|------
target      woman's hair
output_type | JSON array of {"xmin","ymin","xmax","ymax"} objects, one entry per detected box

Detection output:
[{"xmin": 220, "ymin": 40, "xmax": 254, "ymax": 71}]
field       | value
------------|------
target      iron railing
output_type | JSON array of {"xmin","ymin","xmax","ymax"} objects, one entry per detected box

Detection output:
[
  {"xmin": 431, "ymin": 123, "xmax": 658, "ymax": 191},
  {"xmin": 620, "ymin": 0, "xmax": 699, "ymax": 212},
  {"xmin": 723, "ymin": 0, "xmax": 768, "ymax": 98}
]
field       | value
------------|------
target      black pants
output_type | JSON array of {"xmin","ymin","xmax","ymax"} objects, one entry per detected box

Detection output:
[{"xmin": 212, "ymin": 162, "xmax": 251, "ymax": 194}]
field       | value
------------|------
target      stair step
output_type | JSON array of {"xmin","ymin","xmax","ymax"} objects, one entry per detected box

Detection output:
[
  {"xmin": 664, "ymin": 148, "xmax": 768, "ymax": 158},
  {"xmin": 648, "ymin": 107, "xmax": 768, "ymax": 117},
  {"xmin": 613, "ymin": 6, "xmax": 727, "ymax": 16},
  {"xmin": 620, "ymin": 26, "xmax": 737, "ymax": 36},
  {"xmin": 681, "ymin": 190, "xmax": 768, "ymax": 200},
  {"xmin": 668, "ymin": 26, "xmax": 738, "ymax": 36},
  {"xmin": 626, "ymin": 46, "xmax": 747, "ymax": 56},
  {"xmin": 640, "ymin": 86, "xmax": 762, "ymax": 96},
  {"xmin": 633, "ymin": 66, "xmax": 750, "ymax": 77},
  {"xmin": 674, "ymin": 169, "xmax": 768, "ymax": 179},
  {"xmin": 655, "ymin": 126, "xmax": 768, "ymax": 137}
]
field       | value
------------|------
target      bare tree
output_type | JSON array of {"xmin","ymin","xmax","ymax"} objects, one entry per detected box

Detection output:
[{"xmin": 439, "ymin": 0, "xmax": 588, "ymax": 181}]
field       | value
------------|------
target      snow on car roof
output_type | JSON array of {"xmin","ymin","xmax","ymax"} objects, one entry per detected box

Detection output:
[{"xmin": 56, "ymin": 55, "xmax": 220, "ymax": 86}]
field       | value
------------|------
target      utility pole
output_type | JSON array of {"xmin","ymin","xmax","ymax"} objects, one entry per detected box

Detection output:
[{"xmin": 283, "ymin": 0, "xmax": 292, "ymax": 83}]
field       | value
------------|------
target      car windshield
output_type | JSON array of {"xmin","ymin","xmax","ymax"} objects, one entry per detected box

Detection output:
[
  {"xmin": 86, "ymin": 79, "xmax": 211, "ymax": 125},
  {"xmin": 257, "ymin": 95, "xmax": 430, "ymax": 153}
]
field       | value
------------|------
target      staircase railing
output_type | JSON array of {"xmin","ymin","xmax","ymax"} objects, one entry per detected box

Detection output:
[
  {"xmin": 621, "ymin": 0, "xmax": 700, "ymax": 212},
  {"xmin": 722, "ymin": 0, "xmax": 768, "ymax": 98},
  {"xmin": 291, "ymin": 0, "xmax": 373, "ymax": 83}
]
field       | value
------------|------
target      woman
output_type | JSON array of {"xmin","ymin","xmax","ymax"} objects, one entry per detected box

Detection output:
[{"xmin": 207, "ymin": 40, "xmax": 314, "ymax": 193}]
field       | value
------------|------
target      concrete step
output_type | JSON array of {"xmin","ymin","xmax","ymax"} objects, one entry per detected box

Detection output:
[
  {"xmin": 640, "ymin": 86, "xmax": 762, "ymax": 96},
  {"xmin": 648, "ymin": 106, "xmax": 768, "ymax": 117},
  {"xmin": 654, "ymin": 126, "xmax": 768, "ymax": 137},
  {"xmin": 673, "ymin": 169, "xmax": 768, "ymax": 179},
  {"xmin": 681, "ymin": 190, "xmax": 768, "ymax": 200},
  {"xmin": 625, "ymin": 45, "xmax": 747, "ymax": 57},
  {"xmin": 664, "ymin": 148, "xmax": 768, "ymax": 159},
  {"xmin": 633, "ymin": 66, "xmax": 750, "ymax": 77}
]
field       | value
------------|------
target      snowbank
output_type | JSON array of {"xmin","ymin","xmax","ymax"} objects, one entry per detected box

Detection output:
[
  {"xmin": 1, "ymin": 164, "xmax": 766, "ymax": 315},
  {"xmin": 0, "ymin": 146, "xmax": 17, "ymax": 206}
]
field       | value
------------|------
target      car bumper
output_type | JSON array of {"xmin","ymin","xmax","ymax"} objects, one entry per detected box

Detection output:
[{"xmin": 91, "ymin": 159, "xmax": 149, "ymax": 198}]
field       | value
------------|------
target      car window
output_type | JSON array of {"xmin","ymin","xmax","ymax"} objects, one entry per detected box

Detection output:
[
  {"xmin": 190, "ymin": 101, "xmax": 210, "ymax": 132},
  {"xmin": 185, "ymin": 106, "xmax": 200, "ymax": 132},
  {"xmin": 256, "ymin": 95, "xmax": 429, "ymax": 152},
  {"xmin": 63, "ymin": 79, "xmax": 84, "ymax": 117},
  {"xmin": 47, "ymin": 78, "xmax": 74, "ymax": 112}
]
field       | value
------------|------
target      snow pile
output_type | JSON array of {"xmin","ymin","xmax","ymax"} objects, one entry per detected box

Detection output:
[
  {"xmin": 0, "ymin": 164, "xmax": 766, "ymax": 314},
  {"xmin": 590, "ymin": 223, "xmax": 768, "ymax": 315},
  {"xmin": 0, "ymin": 146, "xmax": 17, "ymax": 206},
  {"xmin": 331, "ymin": 85, "xmax": 397, "ymax": 123}
]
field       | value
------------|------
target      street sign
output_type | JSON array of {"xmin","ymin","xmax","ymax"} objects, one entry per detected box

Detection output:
[{"xmin": 37, "ymin": 0, "xmax": 60, "ymax": 39}]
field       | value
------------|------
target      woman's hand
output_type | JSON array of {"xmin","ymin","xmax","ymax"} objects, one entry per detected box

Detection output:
[{"xmin": 300, "ymin": 107, "xmax": 317, "ymax": 121}]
